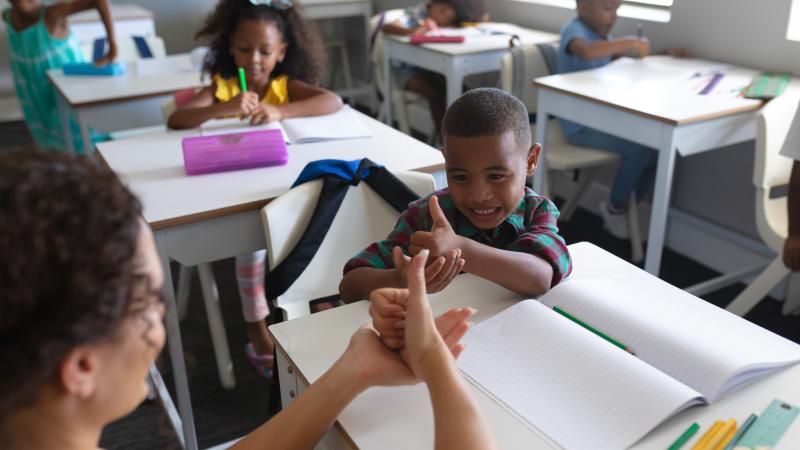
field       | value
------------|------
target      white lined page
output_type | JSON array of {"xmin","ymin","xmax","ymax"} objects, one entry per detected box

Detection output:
[
  {"xmin": 538, "ymin": 279, "xmax": 800, "ymax": 401},
  {"xmin": 199, "ymin": 117, "xmax": 287, "ymax": 141},
  {"xmin": 280, "ymin": 105, "xmax": 372, "ymax": 143},
  {"xmin": 458, "ymin": 300, "xmax": 702, "ymax": 450}
]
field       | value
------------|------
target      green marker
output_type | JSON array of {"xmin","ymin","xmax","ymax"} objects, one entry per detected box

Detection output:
[
  {"xmin": 552, "ymin": 306, "xmax": 634, "ymax": 354},
  {"xmin": 238, "ymin": 67, "xmax": 247, "ymax": 92},
  {"xmin": 668, "ymin": 422, "xmax": 700, "ymax": 450}
]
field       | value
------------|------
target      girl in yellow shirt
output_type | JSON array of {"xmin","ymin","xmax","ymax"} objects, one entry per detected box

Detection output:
[
  {"xmin": 168, "ymin": 0, "xmax": 342, "ymax": 129},
  {"xmin": 168, "ymin": 0, "xmax": 342, "ymax": 379}
]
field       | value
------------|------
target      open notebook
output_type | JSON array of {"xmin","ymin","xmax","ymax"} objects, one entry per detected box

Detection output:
[
  {"xmin": 199, "ymin": 105, "xmax": 372, "ymax": 144},
  {"xmin": 458, "ymin": 278, "xmax": 800, "ymax": 450}
]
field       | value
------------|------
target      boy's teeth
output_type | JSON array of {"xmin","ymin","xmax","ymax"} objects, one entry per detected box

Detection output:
[{"xmin": 474, "ymin": 208, "xmax": 496, "ymax": 215}]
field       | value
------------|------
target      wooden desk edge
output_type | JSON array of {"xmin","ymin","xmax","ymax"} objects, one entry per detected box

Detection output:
[
  {"xmin": 532, "ymin": 81, "xmax": 763, "ymax": 126},
  {"xmin": 268, "ymin": 327, "xmax": 359, "ymax": 450},
  {"xmin": 148, "ymin": 163, "xmax": 445, "ymax": 231}
]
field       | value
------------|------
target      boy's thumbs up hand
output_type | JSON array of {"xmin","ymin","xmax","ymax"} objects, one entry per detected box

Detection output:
[
  {"xmin": 410, "ymin": 196, "xmax": 459, "ymax": 258},
  {"xmin": 408, "ymin": 196, "xmax": 465, "ymax": 293}
]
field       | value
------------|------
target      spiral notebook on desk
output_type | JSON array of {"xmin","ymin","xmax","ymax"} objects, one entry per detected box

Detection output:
[
  {"xmin": 199, "ymin": 105, "xmax": 372, "ymax": 144},
  {"xmin": 458, "ymin": 278, "xmax": 800, "ymax": 450}
]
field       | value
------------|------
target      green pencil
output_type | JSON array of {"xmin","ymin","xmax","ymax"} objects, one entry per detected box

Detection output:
[
  {"xmin": 668, "ymin": 422, "xmax": 699, "ymax": 450},
  {"xmin": 238, "ymin": 67, "xmax": 247, "ymax": 92},
  {"xmin": 552, "ymin": 306, "xmax": 634, "ymax": 354}
]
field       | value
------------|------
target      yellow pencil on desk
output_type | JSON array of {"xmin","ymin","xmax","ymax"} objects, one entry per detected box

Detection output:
[
  {"xmin": 710, "ymin": 419, "xmax": 737, "ymax": 450},
  {"xmin": 691, "ymin": 419, "xmax": 737, "ymax": 450},
  {"xmin": 692, "ymin": 421, "xmax": 724, "ymax": 450}
]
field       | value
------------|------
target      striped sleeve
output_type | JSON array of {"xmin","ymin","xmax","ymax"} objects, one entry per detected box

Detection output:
[{"xmin": 506, "ymin": 197, "xmax": 572, "ymax": 287}]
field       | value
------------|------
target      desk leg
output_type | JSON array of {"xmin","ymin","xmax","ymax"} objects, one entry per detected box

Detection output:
[
  {"xmin": 56, "ymin": 93, "xmax": 76, "ymax": 154},
  {"xmin": 445, "ymin": 58, "xmax": 464, "ymax": 108},
  {"xmin": 155, "ymin": 230, "xmax": 199, "ymax": 450},
  {"xmin": 644, "ymin": 129, "xmax": 677, "ymax": 276},
  {"xmin": 78, "ymin": 110, "xmax": 94, "ymax": 156},
  {"xmin": 533, "ymin": 103, "xmax": 549, "ymax": 194},
  {"xmin": 383, "ymin": 39, "xmax": 393, "ymax": 126}
]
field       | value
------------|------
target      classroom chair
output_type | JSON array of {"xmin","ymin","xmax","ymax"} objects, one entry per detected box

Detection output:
[
  {"xmin": 369, "ymin": 10, "xmax": 437, "ymax": 144},
  {"xmin": 324, "ymin": 39, "xmax": 355, "ymax": 105},
  {"xmin": 262, "ymin": 170, "xmax": 436, "ymax": 320},
  {"xmin": 726, "ymin": 85, "xmax": 800, "ymax": 317},
  {"xmin": 500, "ymin": 42, "xmax": 644, "ymax": 262}
]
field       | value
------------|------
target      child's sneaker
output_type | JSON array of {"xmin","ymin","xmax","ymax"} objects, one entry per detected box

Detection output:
[
  {"xmin": 598, "ymin": 201, "xmax": 630, "ymax": 240},
  {"xmin": 245, "ymin": 342, "xmax": 274, "ymax": 380}
]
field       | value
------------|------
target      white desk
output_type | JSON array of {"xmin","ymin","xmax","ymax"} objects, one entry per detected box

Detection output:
[
  {"xmin": 269, "ymin": 242, "xmax": 800, "ymax": 449},
  {"xmin": 48, "ymin": 54, "xmax": 204, "ymax": 154},
  {"xmin": 534, "ymin": 56, "xmax": 764, "ymax": 276},
  {"xmin": 382, "ymin": 24, "xmax": 558, "ymax": 126},
  {"xmin": 98, "ymin": 111, "xmax": 445, "ymax": 450}
]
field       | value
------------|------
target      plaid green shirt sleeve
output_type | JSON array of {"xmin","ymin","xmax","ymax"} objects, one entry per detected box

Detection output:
[
  {"xmin": 342, "ymin": 197, "xmax": 429, "ymax": 274},
  {"xmin": 506, "ymin": 196, "xmax": 572, "ymax": 287}
]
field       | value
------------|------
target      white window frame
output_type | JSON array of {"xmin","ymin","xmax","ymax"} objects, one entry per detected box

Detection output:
[
  {"xmin": 787, "ymin": 0, "xmax": 800, "ymax": 41},
  {"xmin": 508, "ymin": 0, "xmax": 672, "ymax": 23}
]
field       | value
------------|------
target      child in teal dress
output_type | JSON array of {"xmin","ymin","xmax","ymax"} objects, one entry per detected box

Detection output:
[{"xmin": 3, "ymin": 0, "xmax": 116, "ymax": 152}]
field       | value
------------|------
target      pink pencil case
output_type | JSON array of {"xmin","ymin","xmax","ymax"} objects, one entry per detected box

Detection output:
[
  {"xmin": 409, "ymin": 35, "xmax": 465, "ymax": 44},
  {"xmin": 182, "ymin": 129, "xmax": 288, "ymax": 176}
]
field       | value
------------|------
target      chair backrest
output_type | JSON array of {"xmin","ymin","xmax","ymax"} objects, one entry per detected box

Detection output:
[
  {"xmin": 754, "ymin": 85, "xmax": 800, "ymax": 191},
  {"xmin": 369, "ymin": 9, "xmax": 406, "ymax": 96},
  {"xmin": 752, "ymin": 83, "xmax": 800, "ymax": 247},
  {"xmin": 262, "ymin": 170, "xmax": 436, "ymax": 310},
  {"xmin": 499, "ymin": 42, "xmax": 558, "ymax": 114}
]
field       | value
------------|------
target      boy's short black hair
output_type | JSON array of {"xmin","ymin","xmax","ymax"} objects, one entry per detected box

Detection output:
[{"xmin": 442, "ymin": 87, "xmax": 532, "ymax": 148}]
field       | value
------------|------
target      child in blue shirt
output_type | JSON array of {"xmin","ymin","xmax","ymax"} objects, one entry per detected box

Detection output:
[{"xmin": 557, "ymin": 0, "xmax": 684, "ymax": 239}]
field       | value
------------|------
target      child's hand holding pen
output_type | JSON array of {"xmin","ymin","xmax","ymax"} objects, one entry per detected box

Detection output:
[{"xmin": 228, "ymin": 91, "xmax": 260, "ymax": 118}]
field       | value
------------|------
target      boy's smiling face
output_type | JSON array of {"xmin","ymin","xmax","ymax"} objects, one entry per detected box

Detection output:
[{"xmin": 443, "ymin": 132, "xmax": 539, "ymax": 230}]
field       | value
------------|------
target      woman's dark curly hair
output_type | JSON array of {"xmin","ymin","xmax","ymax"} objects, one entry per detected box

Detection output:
[
  {"xmin": 196, "ymin": 0, "xmax": 326, "ymax": 85},
  {"xmin": 0, "ymin": 151, "xmax": 151, "ymax": 418}
]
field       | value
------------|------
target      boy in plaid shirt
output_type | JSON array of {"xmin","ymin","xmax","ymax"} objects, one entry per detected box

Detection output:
[{"xmin": 339, "ymin": 88, "xmax": 571, "ymax": 311}]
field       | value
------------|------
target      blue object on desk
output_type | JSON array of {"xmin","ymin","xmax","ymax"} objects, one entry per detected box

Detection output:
[
  {"xmin": 62, "ymin": 62, "xmax": 126, "ymax": 76},
  {"xmin": 736, "ymin": 399, "xmax": 799, "ymax": 448}
]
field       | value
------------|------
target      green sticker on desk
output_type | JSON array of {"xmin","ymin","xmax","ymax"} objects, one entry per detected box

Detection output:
[
  {"xmin": 734, "ymin": 399, "xmax": 798, "ymax": 449},
  {"xmin": 744, "ymin": 73, "xmax": 791, "ymax": 99}
]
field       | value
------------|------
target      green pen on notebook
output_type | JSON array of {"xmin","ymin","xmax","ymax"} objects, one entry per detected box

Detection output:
[
  {"xmin": 238, "ymin": 67, "xmax": 247, "ymax": 92},
  {"xmin": 668, "ymin": 422, "xmax": 700, "ymax": 450},
  {"xmin": 552, "ymin": 306, "xmax": 634, "ymax": 354}
]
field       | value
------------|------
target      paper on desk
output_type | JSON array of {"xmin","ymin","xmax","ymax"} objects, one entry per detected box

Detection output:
[
  {"xmin": 200, "ymin": 117, "xmax": 287, "ymax": 141},
  {"xmin": 280, "ymin": 105, "xmax": 372, "ymax": 144},
  {"xmin": 199, "ymin": 106, "xmax": 372, "ymax": 144},
  {"xmin": 428, "ymin": 27, "xmax": 486, "ymax": 38},
  {"xmin": 135, "ymin": 56, "xmax": 195, "ymax": 76}
]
